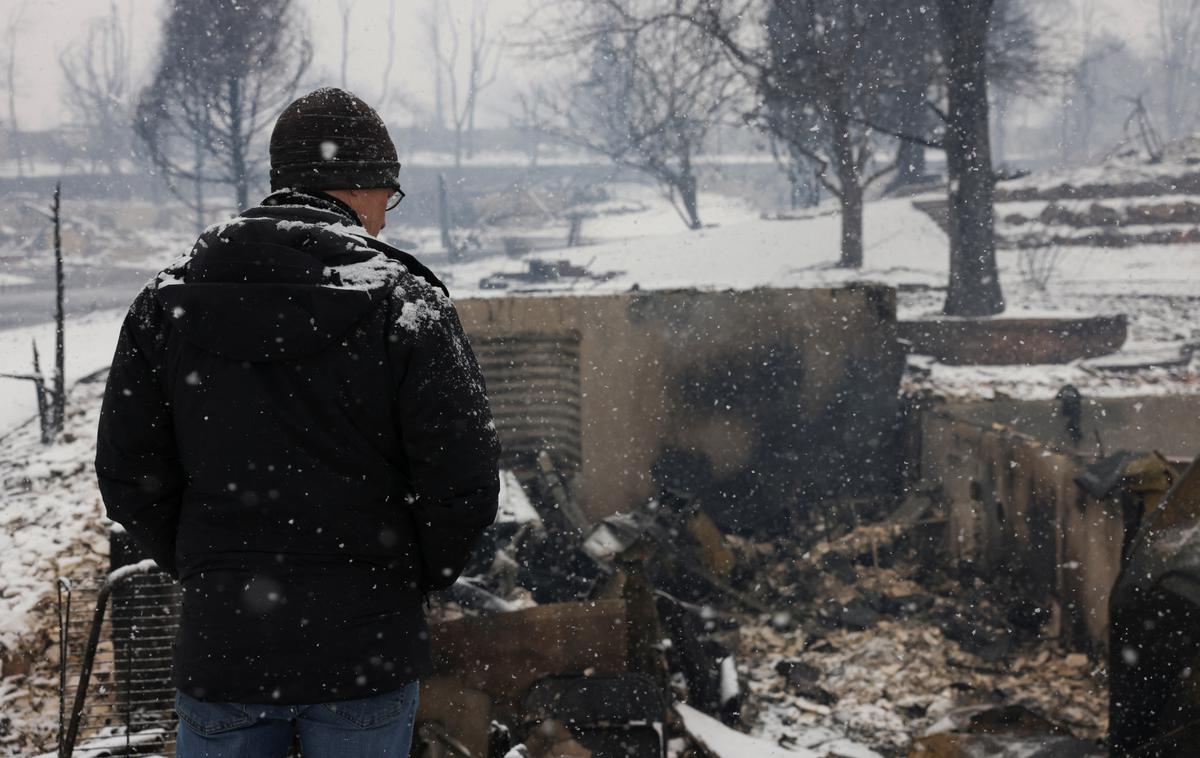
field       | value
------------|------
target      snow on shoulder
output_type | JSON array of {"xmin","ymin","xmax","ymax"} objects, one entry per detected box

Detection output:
[
  {"xmin": 331, "ymin": 253, "xmax": 406, "ymax": 292},
  {"xmin": 330, "ymin": 251, "xmax": 454, "ymax": 338}
]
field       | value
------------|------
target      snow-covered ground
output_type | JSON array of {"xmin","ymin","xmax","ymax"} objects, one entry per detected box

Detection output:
[
  {"xmin": 0, "ymin": 375, "xmax": 111, "ymax": 756},
  {"xmin": 440, "ymin": 186, "xmax": 946, "ymax": 296},
  {"xmin": 431, "ymin": 183, "xmax": 1200, "ymax": 401},
  {"xmin": 439, "ymin": 183, "xmax": 1200, "ymax": 307},
  {"xmin": 0, "ymin": 273, "xmax": 34, "ymax": 287},
  {"xmin": 0, "ymin": 309, "xmax": 125, "ymax": 436}
]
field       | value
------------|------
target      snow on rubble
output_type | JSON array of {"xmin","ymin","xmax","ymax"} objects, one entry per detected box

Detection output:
[
  {"xmin": 0, "ymin": 377, "xmax": 111, "ymax": 651},
  {"xmin": 0, "ymin": 375, "xmax": 112, "ymax": 755}
]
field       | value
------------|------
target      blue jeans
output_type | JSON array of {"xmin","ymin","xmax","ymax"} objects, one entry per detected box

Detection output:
[{"xmin": 175, "ymin": 680, "xmax": 419, "ymax": 757}]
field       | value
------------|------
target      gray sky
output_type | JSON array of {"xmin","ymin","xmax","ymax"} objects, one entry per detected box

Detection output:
[
  {"xmin": 3, "ymin": 0, "xmax": 539, "ymax": 130},
  {"xmin": 0, "ymin": 0, "xmax": 1162, "ymax": 131}
]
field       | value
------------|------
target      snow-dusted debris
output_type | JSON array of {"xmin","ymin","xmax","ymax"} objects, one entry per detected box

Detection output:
[
  {"xmin": 0, "ymin": 377, "xmax": 110, "ymax": 650},
  {"xmin": 736, "ymin": 570, "xmax": 1107, "ymax": 752},
  {"xmin": 497, "ymin": 470, "xmax": 541, "ymax": 525},
  {"xmin": 675, "ymin": 702, "xmax": 826, "ymax": 758},
  {"xmin": 0, "ymin": 377, "xmax": 113, "ymax": 755}
]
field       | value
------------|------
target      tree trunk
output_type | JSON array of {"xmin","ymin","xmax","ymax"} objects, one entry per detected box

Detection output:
[
  {"xmin": 381, "ymin": 0, "xmax": 396, "ymax": 105},
  {"xmin": 431, "ymin": 6, "xmax": 445, "ymax": 130},
  {"xmin": 832, "ymin": 111, "xmax": 864, "ymax": 268},
  {"xmin": 893, "ymin": 139, "xmax": 926, "ymax": 190},
  {"xmin": 227, "ymin": 78, "xmax": 249, "ymax": 210},
  {"xmin": 6, "ymin": 70, "xmax": 21, "ymax": 178},
  {"xmin": 340, "ymin": 8, "xmax": 351, "ymax": 89},
  {"xmin": 467, "ymin": 101, "xmax": 476, "ymax": 159},
  {"xmin": 678, "ymin": 171, "xmax": 701, "ymax": 230},
  {"xmin": 30, "ymin": 341, "xmax": 50, "ymax": 445},
  {"xmin": 193, "ymin": 130, "xmax": 206, "ymax": 235},
  {"xmin": 437, "ymin": 173, "xmax": 454, "ymax": 256},
  {"xmin": 838, "ymin": 186, "xmax": 864, "ymax": 269},
  {"xmin": 4, "ymin": 37, "xmax": 22, "ymax": 179},
  {"xmin": 1059, "ymin": 79, "xmax": 1072, "ymax": 166},
  {"xmin": 993, "ymin": 87, "xmax": 1010, "ymax": 167},
  {"xmin": 52, "ymin": 183, "xmax": 65, "ymax": 436},
  {"xmin": 889, "ymin": 79, "xmax": 929, "ymax": 191},
  {"xmin": 939, "ymin": 0, "xmax": 1005, "ymax": 317}
]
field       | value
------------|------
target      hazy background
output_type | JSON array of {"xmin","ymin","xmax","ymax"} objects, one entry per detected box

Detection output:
[{"xmin": 2, "ymin": 0, "xmax": 1159, "ymax": 132}]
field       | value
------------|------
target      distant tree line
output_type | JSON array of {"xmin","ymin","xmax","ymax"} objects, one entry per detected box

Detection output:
[
  {"xmin": 531, "ymin": 0, "xmax": 1061, "ymax": 316},
  {"xmin": 1, "ymin": 0, "xmax": 1197, "ymax": 316}
]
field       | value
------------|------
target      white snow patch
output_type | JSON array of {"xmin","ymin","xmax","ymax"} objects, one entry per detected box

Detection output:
[
  {"xmin": 204, "ymin": 216, "xmax": 247, "ymax": 239},
  {"xmin": 398, "ymin": 299, "xmax": 442, "ymax": 333},
  {"xmin": 674, "ymin": 703, "xmax": 822, "ymax": 758},
  {"xmin": 0, "ymin": 377, "xmax": 111, "ymax": 651},
  {"xmin": 0, "ymin": 273, "xmax": 34, "ymax": 287},
  {"xmin": 332, "ymin": 254, "xmax": 404, "ymax": 291},
  {"xmin": 325, "ymin": 221, "xmax": 374, "ymax": 239},
  {"xmin": 0, "ymin": 309, "xmax": 125, "ymax": 435},
  {"xmin": 497, "ymin": 470, "xmax": 540, "ymax": 524},
  {"xmin": 275, "ymin": 219, "xmax": 313, "ymax": 232}
]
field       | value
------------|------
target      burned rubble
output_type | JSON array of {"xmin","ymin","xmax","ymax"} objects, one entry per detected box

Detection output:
[
  {"xmin": 415, "ymin": 448, "xmax": 1111, "ymax": 758},
  {"xmin": 36, "ymin": 283, "xmax": 1198, "ymax": 758}
]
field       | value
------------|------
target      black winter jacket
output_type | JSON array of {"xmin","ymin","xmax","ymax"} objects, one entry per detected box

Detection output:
[{"xmin": 95, "ymin": 189, "xmax": 500, "ymax": 704}]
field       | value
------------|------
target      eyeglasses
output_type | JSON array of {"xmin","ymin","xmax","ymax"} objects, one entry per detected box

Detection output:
[{"xmin": 386, "ymin": 187, "xmax": 406, "ymax": 212}]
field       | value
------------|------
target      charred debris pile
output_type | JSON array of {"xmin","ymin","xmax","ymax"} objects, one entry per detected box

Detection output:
[{"xmin": 420, "ymin": 450, "xmax": 1108, "ymax": 757}]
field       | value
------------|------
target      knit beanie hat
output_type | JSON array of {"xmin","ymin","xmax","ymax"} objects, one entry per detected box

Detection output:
[{"xmin": 269, "ymin": 87, "xmax": 400, "ymax": 191}]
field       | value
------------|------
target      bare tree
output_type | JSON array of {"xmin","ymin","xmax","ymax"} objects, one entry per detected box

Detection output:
[
  {"xmin": 427, "ymin": 0, "xmax": 501, "ymax": 166},
  {"xmin": 1057, "ymin": 1, "xmax": 1123, "ymax": 165},
  {"xmin": 757, "ymin": 0, "xmax": 899, "ymax": 267},
  {"xmin": 427, "ymin": 0, "xmax": 447, "ymax": 130},
  {"xmin": 532, "ymin": 0, "xmax": 741, "ymax": 230},
  {"xmin": 1, "ymin": 2, "xmax": 28, "ymax": 178},
  {"xmin": 2, "ymin": 184, "xmax": 67, "ymax": 444},
  {"xmin": 338, "ymin": 0, "xmax": 358, "ymax": 89},
  {"xmin": 769, "ymin": 138, "xmax": 822, "ymax": 210},
  {"xmin": 626, "ymin": 0, "xmax": 898, "ymax": 262},
  {"xmin": 60, "ymin": 2, "xmax": 132, "ymax": 176},
  {"xmin": 1158, "ymin": 0, "xmax": 1200, "ymax": 140},
  {"xmin": 514, "ymin": 86, "xmax": 548, "ymax": 168},
  {"xmin": 881, "ymin": 4, "xmax": 939, "ymax": 190},
  {"xmin": 135, "ymin": 0, "xmax": 312, "ymax": 214},
  {"xmin": 380, "ymin": 0, "xmax": 398, "ymax": 109}
]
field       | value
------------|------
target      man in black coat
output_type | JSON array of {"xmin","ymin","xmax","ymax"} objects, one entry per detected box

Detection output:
[{"xmin": 95, "ymin": 88, "xmax": 500, "ymax": 756}]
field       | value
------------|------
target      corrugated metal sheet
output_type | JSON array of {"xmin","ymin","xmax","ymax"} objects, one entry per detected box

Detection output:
[{"xmin": 474, "ymin": 332, "xmax": 583, "ymax": 473}]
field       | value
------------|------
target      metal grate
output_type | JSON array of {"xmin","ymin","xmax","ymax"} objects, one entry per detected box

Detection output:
[
  {"xmin": 475, "ymin": 332, "xmax": 583, "ymax": 474},
  {"xmin": 58, "ymin": 562, "xmax": 180, "ymax": 757}
]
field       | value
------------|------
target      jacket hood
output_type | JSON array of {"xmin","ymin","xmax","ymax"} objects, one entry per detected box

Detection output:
[{"xmin": 154, "ymin": 198, "xmax": 393, "ymax": 363}]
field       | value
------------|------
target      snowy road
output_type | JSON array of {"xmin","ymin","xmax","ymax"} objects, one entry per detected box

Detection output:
[{"xmin": 0, "ymin": 263, "xmax": 148, "ymax": 330}]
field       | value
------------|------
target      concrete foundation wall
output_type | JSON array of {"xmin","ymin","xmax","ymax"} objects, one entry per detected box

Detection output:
[
  {"xmin": 940, "ymin": 395, "xmax": 1200, "ymax": 461},
  {"xmin": 920, "ymin": 408, "xmax": 1159, "ymax": 650},
  {"xmin": 457, "ymin": 286, "xmax": 904, "ymax": 527}
]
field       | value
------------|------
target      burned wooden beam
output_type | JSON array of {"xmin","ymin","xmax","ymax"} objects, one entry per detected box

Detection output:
[{"xmin": 428, "ymin": 599, "xmax": 628, "ymax": 709}]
